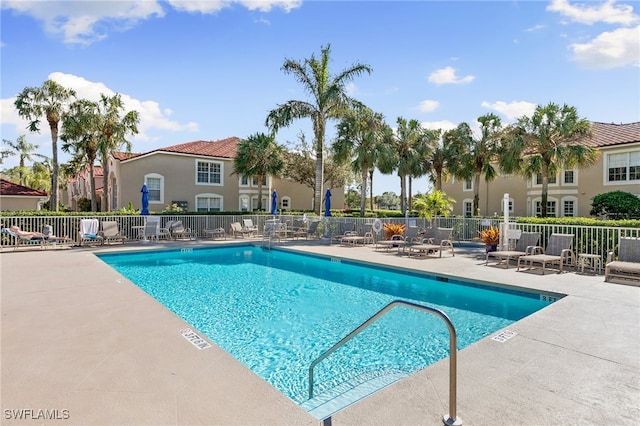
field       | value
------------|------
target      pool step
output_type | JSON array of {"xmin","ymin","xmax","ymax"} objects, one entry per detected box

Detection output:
[{"xmin": 300, "ymin": 370, "xmax": 409, "ymax": 420}]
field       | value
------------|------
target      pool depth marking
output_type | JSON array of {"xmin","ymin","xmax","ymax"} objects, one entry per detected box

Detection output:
[
  {"xmin": 492, "ymin": 329, "xmax": 518, "ymax": 343},
  {"xmin": 180, "ymin": 328, "xmax": 212, "ymax": 350}
]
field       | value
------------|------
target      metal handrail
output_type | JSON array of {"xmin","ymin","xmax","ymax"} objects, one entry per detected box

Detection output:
[{"xmin": 308, "ymin": 300, "xmax": 462, "ymax": 426}]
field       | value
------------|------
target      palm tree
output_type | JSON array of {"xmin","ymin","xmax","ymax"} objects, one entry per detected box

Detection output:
[
  {"xmin": 14, "ymin": 80, "xmax": 77, "ymax": 211},
  {"xmin": 266, "ymin": 44, "xmax": 372, "ymax": 215},
  {"xmin": 379, "ymin": 117, "xmax": 424, "ymax": 215},
  {"xmin": 333, "ymin": 106, "xmax": 389, "ymax": 216},
  {"xmin": 447, "ymin": 114, "xmax": 504, "ymax": 216},
  {"xmin": 233, "ymin": 132, "xmax": 286, "ymax": 211},
  {"xmin": 2, "ymin": 135, "xmax": 44, "ymax": 186},
  {"xmin": 61, "ymin": 99, "xmax": 101, "ymax": 211},
  {"xmin": 94, "ymin": 94, "xmax": 139, "ymax": 211},
  {"xmin": 503, "ymin": 103, "xmax": 597, "ymax": 217},
  {"xmin": 413, "ymin": 189, "xmax": 456, "ymax": 227}
]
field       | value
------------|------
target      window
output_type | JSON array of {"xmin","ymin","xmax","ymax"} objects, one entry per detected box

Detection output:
[
  {"xmin": 463, "ymin": 200, "xmax": 473, "ymax": 217},
  {"xmin": 251, "ymin": 196, "xmax": 268, "ymax": 211},
  {"xmin": 501, "ymin": 198, "xmax": 514, "ymax": 214},
  {"xmin": 563, "ymin": 200, "xmax": 575, "ymax": 217},
  {"xmin": 463, "ymin": 179, "xmax": 472, "ymax": 191},
  {"xmin": 535, "ymin": 173, "xmax": 556, "ymax": 185},
  {"xmin": 196, "ymin": 194, "xmax": 222, "ymax": 212},
  {"xmin": 252, "ymin": 176, "xmax": 267, "ymax": 186},
  {"xmin": 535, "ymin": 200, "xmax": 557, "ymax": 217},
  {"xmin": 239, "ymin": 195, "xmax": 249, "ymax": 212},
  {"xmin": 196, "ymin": 161, "xmax": 222, "ymax": 185},
  {"xmin": 144, "ymin": 173, "xmax": 164, "ymax": 204},
  {"xmin": 607, "ymin": 151, "xmax": 640, "ymax": 183},
  {"xmin": 281, "ymin": 196, "xmax": 290, "ymax": 210},
  {"xmin": 240, "ymin": 176, "xmax": 249, "ymax": 186},
  {"xmin": 563, "ymin": 170, "xmax": 575, "ymax": 185}
]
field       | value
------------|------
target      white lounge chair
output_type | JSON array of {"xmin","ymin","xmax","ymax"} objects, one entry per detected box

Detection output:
[{"xmin": 517, "ymin": 233, "xmax": 575, "ymax": 274}]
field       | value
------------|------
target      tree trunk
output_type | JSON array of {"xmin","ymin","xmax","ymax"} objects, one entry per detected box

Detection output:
[
  {"xmin": 102, "ymin": 160, "xmax": 110, "ymax": 211},
  {"xmin": 48, "ymin": 121, "xmax": 59, "ymax": 211},
  {"xmin": 399, "ymin": 174, "xmax": 406, "ymax": 215},
  {"xmin": 314, "ymin": 120, "xmax": 325, "ymax": 215},
  {"xmin": 369, "ymin": 169, "xmax": 374, "ymax": 211},
  {"xmin": 89, "ymin": 165, "xmax": 97, "ymax": 211},
  {"xmin": 473, "ymin": 173, "xmax": 481, "ymax": 216},
  {"xmin": 257, "ymin": 173, "xmax": 264, "ymax": 211},
  {"xmin": 408, "ymin": 176, "xmax": 413, "ymax": 212},
  {"xmin": 541, "ymin": 163, "xmax": 549, "ymax": 217},
  {"xmin": 360, "ymin": 168, "xmax": 367, "ymax": 217}
]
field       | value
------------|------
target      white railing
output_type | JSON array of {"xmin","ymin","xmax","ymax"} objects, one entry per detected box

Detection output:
[{"xmin": 1, "ymin": 215, "xmax": 637, "ymax": 260}]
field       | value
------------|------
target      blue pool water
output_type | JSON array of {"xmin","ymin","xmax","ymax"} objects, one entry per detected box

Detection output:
[{"xmin": 98, "ymin": 246, "xmax": 557, "ymax": 415}]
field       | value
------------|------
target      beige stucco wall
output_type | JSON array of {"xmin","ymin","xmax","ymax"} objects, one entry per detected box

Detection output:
[
  {"xmin": 0, "ymin": 196, "xmax": 45, "ymax": 211},
  {"xmin": 116, "ymin": 152, "xmax": 344, "ymax": 213}
]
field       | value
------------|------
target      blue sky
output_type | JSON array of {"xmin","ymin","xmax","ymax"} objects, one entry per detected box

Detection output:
[{"xmin": 1, "ymin": 0, "xmax": 639, "ymax": 195}]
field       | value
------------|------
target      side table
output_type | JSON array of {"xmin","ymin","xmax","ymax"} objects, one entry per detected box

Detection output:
[{"xmin": 577, "ymin": 253, "xmax": 602, "ymax": 275}]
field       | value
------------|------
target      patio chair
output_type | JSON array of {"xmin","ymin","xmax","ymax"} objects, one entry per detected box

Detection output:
[
  {"xmin": 99, "ymin": 221, "xmax": 128, "ymax": 245},
  {"xmin": 242, "ymin": 218, "xmax": 259, "ymax": 236},
  {"xmin": 78, "ymin": 219, "xmax": 104, "ymax": 246},
  {"xmin": 169, "ymin": 220, "xmax": 196, "ymax": 240},
  {"xmin": 517, "ymin": 233, "xmax": 575, "ymax": 274},
  {"xmin": 2, "ymin": 226, "xmax": 48, "ymax": 250},
  {"xmin": 140, "ymin": 216, "xmax": 161, "ymax": 243},
  {"xmin": 407, "ymin": 228, "xmax": 455, "ymax": 258},
  {"xmin": 231, "ymin": 222, "xmax": 253, "ymax": 238},
  {"xmin": 300, "ymin": 220, "xmax": 321, "ymax": 240},
  {"xmin": 330, "ymin": 222, "xmax": 356, "ymax": 245},
  {"xmin": 486, "ymin": 231, "xmax": 541, "ymax": 268},
  {"xmin": 375, "ymin": 234, "xmax": 407, "ymax": 252},
  {"xmin": 605, "ymin": 237, "xmax": 640, "ymax": 284}
]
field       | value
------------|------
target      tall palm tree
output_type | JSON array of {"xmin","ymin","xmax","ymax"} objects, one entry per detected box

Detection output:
[
  {"xmin": 447, "ymin": 114, "xmax": 504, "ymax": 216},
  {"xmin": 418, "ymin": 129, "xmax": 461, "ymax": 192},
  {"xmin": 14, "ymin": 80, "xmax": 77, "ymax": 211},
  {"xmin": 95, "ymin": 94, "xmax": 139, "ymax": 211},
  {"xmin": 333, "ymin": 106, "xmax": 389, "ymax": 216},
  {"xmin": 61, "ymin": 99, "xmax": 101, "ymax": 211},
  {"xmin": 379, "ymin": 117, "xmax": 424, "ymax": 215},
  {"xmin": 233, "ymin": 133, "xmax": 286, "ymax": 211},
  {"xmin": 2, "ymin": 135, "xmax": 44, "ymax": 186},
  {"xmin": 266, "ymin": 44, "xmax": 372, "ymax": 215},
  {"xmin": 503, "ymin": 103, "xmax": 597, "ymax": 217}
]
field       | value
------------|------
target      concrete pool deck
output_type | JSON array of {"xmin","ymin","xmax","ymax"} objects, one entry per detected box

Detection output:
[{"xmin": 1, "ymin": 239, "xmax": 638, "ymax": 425}]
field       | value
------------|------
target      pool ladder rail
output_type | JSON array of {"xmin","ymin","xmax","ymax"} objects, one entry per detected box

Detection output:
[{"xmin": 308, "ymin": 300, "xmax": 463, "ymax": 426}]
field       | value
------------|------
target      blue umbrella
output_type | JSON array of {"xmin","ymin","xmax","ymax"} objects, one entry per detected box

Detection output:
[
  {"xmin": 141, "ymin": 184, "xmax": 150, "ymax": 216},
  {"xmin": 324, "ymin": 189, "xmax": 332, "ymax": 217},
  {"xmin": 270, "ymin": 190, "xmax": 278, "ymax": 215}
]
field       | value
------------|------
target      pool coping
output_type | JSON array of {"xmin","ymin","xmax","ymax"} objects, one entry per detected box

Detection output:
[{"xmin": 1, "ymin": 239, "xmax": 639, "ymax": 425}]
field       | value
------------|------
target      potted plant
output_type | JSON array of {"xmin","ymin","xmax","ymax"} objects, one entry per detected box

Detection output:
[
  {"xmin": 383, "ymin": 223, "xmax": 406, "ymax": 244},
  {"xmin": 479, "ymin": 226, "xmax": 500, "ymax": 252}
]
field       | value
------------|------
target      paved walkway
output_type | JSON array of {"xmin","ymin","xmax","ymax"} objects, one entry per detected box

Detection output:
[{"xmin": 1, "ymin": 239, "xmax": 638, "ymax": 425}]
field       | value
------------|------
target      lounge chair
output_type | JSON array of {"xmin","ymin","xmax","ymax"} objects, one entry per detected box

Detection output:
[
  {"xmin": 486, "ymin": 231, "xmax": 541, "ymax": 268},
  {"xmin": 169, "ymin": 220, "xmax": 196, "ymax": 240},
  {"xmin": 242, "ymin": 219, "xmax": 259, "ymax": 237},
  {"xmin": 298, "ymin": 220, "xmax": 320, "ymax": 240},
  {"xmin": 330, "ymin": 222, "xmax": 356, "ymax": 244},
  {"xmin": 78, "ymin": 219, "xmax": 104, "ymax": 246},
  {"xmin": 2, "ymin": 226, "xmax": 48, "ymax": 250},
  {"xmin": 99, "ymin": 221, "xmax": 128, "ymax": 245},
  {"xmin": 140, "ymin": 217, "xmax": 162, "ymax": 243},
  {"xmin": 407, "ymin": 228, "xmax": 455, "ymax": 258},
  {"xmin": 605, "ymin": 237, "xmax": 640, "ymax": 284},
  {"xmin": 517, "ymin": 233, "xmax": 575, "ymax": 274},
  {"xmin": 231, "ymin": 222, "xmax": 253, "ymax": 238},
  {"xmin": 375, "ymin": 234, "xmax": 407, "ymax": 252},
  {"xmin": 203, "ymin": 228, "xmax": 226, "ymax": 239}
]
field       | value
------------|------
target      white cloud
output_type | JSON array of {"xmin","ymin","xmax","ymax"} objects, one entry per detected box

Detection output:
[
  {"xmin": 570, "ymin": 25, "xmax": 640, "ymax": 68},
  {"xmin": 417, "ymin": 100, "xmax": 439, "ymax": 113},
  {"xmin": 525, "ymin": 24, "xmax": 546, "ymax": 32},
  {"xmin": 547, "ymin": 0, "xmax": 639, "ymax": 26},
  {"xmin": 481, "ymin": 100, "xmax": 537, "ymax": 121},
  {"xmin": 2, "ymin": 0, "xmax": 301, "ymax": 45},
  {"xmin": 2, "ymin": 0, "xmax": 165, "ymax": 45},
  {"xmin": 427, "ymin": 67, "xmax": 475, "ymax": 85},
  {"xmin": 1, "ymin": 72, "xmax": 198, "ymax": 146},
  {"xmin": 420, "ymin": 120, "xmax": 457, "ymax": 132}
]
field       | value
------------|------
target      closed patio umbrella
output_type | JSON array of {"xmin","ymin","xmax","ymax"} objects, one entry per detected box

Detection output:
[
  {"xmin": 271, "ymin": 190, "xmax": 278, "ymax": 215},
  {"xmin": 324, "ymin": 189, "xmax": 332, "ymax": 217},
  {"xmin": 141, "ymin": 184, "xmax": 149, "ymax": 216}
]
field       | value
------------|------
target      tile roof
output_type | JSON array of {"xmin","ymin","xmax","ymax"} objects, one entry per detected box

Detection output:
[
  {"xmin": 112, "ymin": 151, "xmax": 140, "ymax": 161},
  {"xmin": 0, "ymin": 179, "xmax": 48, "ymax": 197},
  {"xmin": 140, "ymin": 137, "xmax": 241, "ymax": 159},
  {"xmin": 588, "ymin": 122, "xmax": 640, "ymax": 147}
]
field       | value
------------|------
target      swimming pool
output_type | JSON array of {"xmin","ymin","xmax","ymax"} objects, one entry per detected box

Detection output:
[{"xmin": 98, "ymin": 246, "xmax": 559, "ymax": 418}]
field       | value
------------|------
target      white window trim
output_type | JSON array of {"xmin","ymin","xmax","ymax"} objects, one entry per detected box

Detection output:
[
  {"xmin": 532, "ymin": 197, "xmax": 558, "ymax": 217},
  {"xmin": 281, "ymin": 196, "xmax": 291, "ymax": 210},
  {"xmin": 195, "ymin": 193, "xmax": 223, "ymax": 212},
  {"xmin": 463, "ymin": 179, "xmax": 473, "ymax": 192},
  {"xmin": 239, "ymin": 176, "xmax": 249, "ymax": 187},
  {"xmin": 144, "ymin": 173, "xmax": 164, "ymax": 205},
  {"xmin": 239, "ymin": 195, "xmax": 250, "ymax": 212},
  {"xmin": 533, "ymin": 173, "xmax": 558, "ymax": 187},
  {"xmin": 562, "ymin": 169, "xmax": 577, "ymax": 186},
  {"xmin": 195, "ymin": 159, "xmax": 224, "ymax": 186},
  {"xmin": 603, "ymin": 149, "xmax": 640, "ymax": 186},
  {"xmin": 500, "ymin": 197, "xmax": 515, "ymax": 214},
  {"xmin": 462, "ymin": 198, "xmax": 473, "ymax": 217},
  {"xmin": 561, "ymin": 196, "xmax": 578, "ymax": 217}
]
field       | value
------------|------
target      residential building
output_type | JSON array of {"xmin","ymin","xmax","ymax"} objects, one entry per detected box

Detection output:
[
  {"xmin": 0, "ymin": 179, "xmax": 48, "ymax": 211},
  {"xmin": 64, "ymin": 166, "xmax": 103, "ymax": 211},
  {"xmin": 441, "ymin": 122, "xmax": 640, "ymax": 217},
  {"xmin": 83, "ymin": 137, "xmax": 344, "ymax": 213}
]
